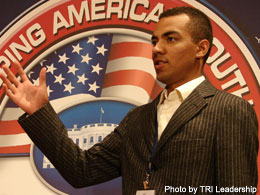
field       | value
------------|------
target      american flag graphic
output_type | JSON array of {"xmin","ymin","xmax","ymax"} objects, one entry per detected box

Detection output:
[{"xmin": 0, "ymin": 33, "xmax": 164, "ymax": 157}]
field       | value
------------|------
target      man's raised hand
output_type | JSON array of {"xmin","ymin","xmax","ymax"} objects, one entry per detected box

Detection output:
[{"xmin": 0, "ymin": 62, "xmax": 48, "ymax": 115}]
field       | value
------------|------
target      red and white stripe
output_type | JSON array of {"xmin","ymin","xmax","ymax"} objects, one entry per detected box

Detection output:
[
  {"xmin": 0, "ymin": 94, "xmax": 95, "ymax": 156},
  {"xmin": 101, "ymin": 34, "xmax": 163, "ymax": 105},
  {"xmin": 0, "ymin": 107, "xmax": 30, "ymax": 156}
]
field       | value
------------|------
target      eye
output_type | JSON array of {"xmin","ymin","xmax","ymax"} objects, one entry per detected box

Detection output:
[
  {"xmin": 167, "ymin": 37, "xmax": 176, "ymax": 42},
  {"xmin": 151, "ymin": 40, "xmax": 157, "ymax": 46}
]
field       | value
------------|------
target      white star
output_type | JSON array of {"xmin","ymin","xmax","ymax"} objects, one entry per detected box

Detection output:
[
  {"xmin": 255, "ymin": 36, "xmax": 260, "ymax": 44},
  {"xmin": 91, "ymin": 63, "xmax": 103, "ymax": 75},
  {"xmin": 47, "ymin": 85, "xmax": 53, "ymax": 96},
  {"xmin": 40, "ymin": 59, "xmax": 47, "ymax": 66},
  {"xmin": 81, "ymin": 53, "xmax": 92, "ymax": 64},
  {"xmin": 58, "ymin": 53, "xmax": 70, "ymax": 64},
  {"xmin": 77, "ymin": 74, "xmax": 88, "ymax": 85},
  {"xmin": 27, "ymin": 71, "xmax": 34, "ymax": 79},
  {"xmin": 46, "ymin": 63, "xmax": 57, "ymax": 74},
  {"xmin": 72, "ymin": 43, "xmax": 83, "ymax": 54},
  {"xmin": 67, "ymin": 64, "xmax": 79, "ymax": 75},
  {"xmin": 54, "ymin": 74, "xmax": 65, "ymax": 85},
  {"xmin": 96, "ymin": 44, "xmax": 108, "ymax": 56},
  {"xmin": 88, "ymin": 81, "xmax": 100, "ymax": 93},
  {"xmin": 87, "ymin": 36, "xmax": 98, "ymax": 45},
  {"xmin": 64, "ymin": 82, "xmax": 75, "ymax": 93}
]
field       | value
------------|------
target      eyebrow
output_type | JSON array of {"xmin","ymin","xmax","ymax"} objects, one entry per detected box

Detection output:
[
  {"xmin": 164, "ymin": 31, "xmax": 180, "ymax": 37},
  {"xmin": 151, "ymin": 31, "xmax": 180, "ymax": 40}
]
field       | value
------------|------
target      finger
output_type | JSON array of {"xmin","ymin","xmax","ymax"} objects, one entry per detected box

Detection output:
[
  {"xmin": 2, "ymin": 83, "xmax": 16, "ymax": 100},
  {"xmin": 13, "ymin": 61, "xmax": 28, "ymax": 82},
  {"xmin": 0, "ymin": 72, "xmax": 5, "ymax": 81},
  {"xmin": 2, "ymin": 65, "xmax": 20, "ymax": 87},
  {"xmin": 39, "ymin": 67, "xmax": 47, "ymax": 87},
  {"xmin": 0, "ymin": 72, "xmax": 17, "ymax": 93}
]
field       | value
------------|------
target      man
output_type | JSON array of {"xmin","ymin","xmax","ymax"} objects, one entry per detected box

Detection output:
[{"xmin": 0, "ymin": 6, "xmax": 258, "ymax": 194}]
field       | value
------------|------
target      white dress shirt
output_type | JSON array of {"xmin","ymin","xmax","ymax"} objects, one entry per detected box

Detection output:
[{"xmin": 157, "ymin": 76, "xmax": 205, "ymax": 139}]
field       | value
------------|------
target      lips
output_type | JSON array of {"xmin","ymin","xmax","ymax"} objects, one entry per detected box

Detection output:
[
  {"xmin": 153, "ymin": 59, "xmax": 167, "ymax": 72},
  {"xmin": 153, "ymin": 59, "xmax": 167, "ymax": 66}
]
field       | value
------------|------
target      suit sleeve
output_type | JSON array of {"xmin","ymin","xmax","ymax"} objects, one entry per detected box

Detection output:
[
  {"xmin": 215, "ymin": 98, "xmax": 259, "ymax": 191},
  {"xmin": 18, "ymin": 102, "xmax": 129, "ymax": 188}
]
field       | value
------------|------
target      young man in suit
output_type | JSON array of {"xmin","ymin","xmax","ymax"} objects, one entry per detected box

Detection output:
[{"xmin": 0, "ymin": 6, "xmax": 258, "ymax": 195}]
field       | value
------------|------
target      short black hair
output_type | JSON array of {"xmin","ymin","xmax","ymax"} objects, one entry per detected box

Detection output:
[{"xmin": 159, "ymin": 6, "xmax": 213, "ymax": 64}]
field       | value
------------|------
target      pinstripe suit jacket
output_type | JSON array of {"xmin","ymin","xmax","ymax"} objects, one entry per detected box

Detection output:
[{"xmin": 19, "ymin": 80, "xmax": 258, "ymax": 194}]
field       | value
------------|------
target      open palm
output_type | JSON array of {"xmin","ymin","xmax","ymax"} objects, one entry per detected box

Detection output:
[{"xmin": 0, "ymin": 62, "xmax": 48, "ymax": 115}]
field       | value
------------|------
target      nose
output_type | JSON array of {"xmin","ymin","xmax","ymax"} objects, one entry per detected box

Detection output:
[{"xmin": 152, "ymin": 40, "xmax": 165, "ymax": 54}]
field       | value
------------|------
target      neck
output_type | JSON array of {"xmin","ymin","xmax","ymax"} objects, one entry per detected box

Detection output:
[{"xmin": 165, "ymin": 60, "xmax": 204, "ymax": 94}]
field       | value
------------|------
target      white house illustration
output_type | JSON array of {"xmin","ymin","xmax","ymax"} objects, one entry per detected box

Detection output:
[{"xmin": 43, "ymin": 107, "xmax": 118, "ymax": 169}]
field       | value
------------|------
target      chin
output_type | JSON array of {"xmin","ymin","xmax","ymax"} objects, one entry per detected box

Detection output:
[{"xmin": 156, "ymin": 76, "xmax": 167, "ymax": 85}]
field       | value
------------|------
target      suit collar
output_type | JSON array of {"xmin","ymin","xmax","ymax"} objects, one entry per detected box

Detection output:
[
  {"xmin": 141, "ymin": 93, "xmax": 161, "ymax": 153},
  {"xmin": 142, "ymin": 79, "xmax": 217, "ymax": 154},
  {"xmin": 194, "ymin": 79, "xmax": 217, "ymax": 99},
  {"xmin": 154, "ymin": 79, "xmax": 217, "ymax": 152}
]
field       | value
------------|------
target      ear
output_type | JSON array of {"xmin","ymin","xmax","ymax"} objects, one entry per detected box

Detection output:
[{"xmin": 195, "ymin": 39, "xmax": 210, "ymax": 59}]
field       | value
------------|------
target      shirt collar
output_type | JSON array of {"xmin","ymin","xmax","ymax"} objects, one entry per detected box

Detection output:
[{"xmin": 158, "ymin": 76, "xmax": 205, "ymax": 105}]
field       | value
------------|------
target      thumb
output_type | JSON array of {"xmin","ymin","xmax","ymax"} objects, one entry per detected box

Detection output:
[{"xmin": 39, "ymin": 67, "xmax": 47, "ymax": 88}]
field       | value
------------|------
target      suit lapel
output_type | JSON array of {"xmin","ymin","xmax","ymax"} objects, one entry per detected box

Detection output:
[
  {"xmin": 156, "ymin": 80, "xmax": 216, "ymax": 152},
  {"xmin": 142, "ymin": 95, "xmax": 160, "ymax": 153}
]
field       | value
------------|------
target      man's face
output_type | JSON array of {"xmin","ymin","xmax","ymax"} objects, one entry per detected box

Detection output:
[{"xmin": 152, "ymin": 14, "xmax": 202, "ymax": 89}]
